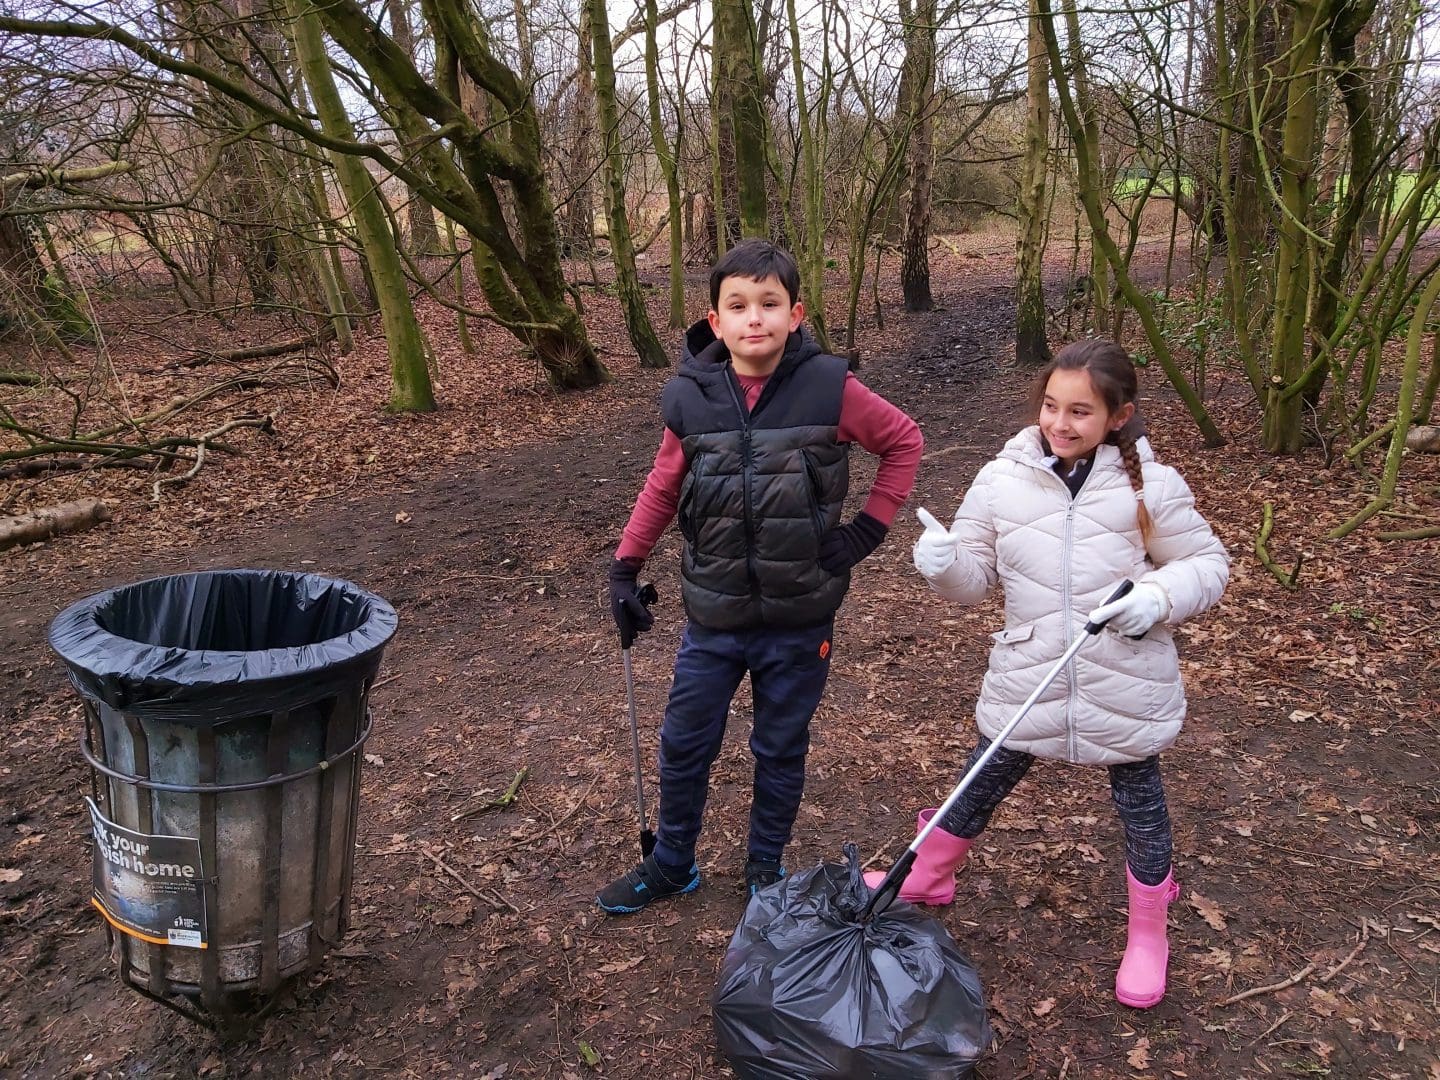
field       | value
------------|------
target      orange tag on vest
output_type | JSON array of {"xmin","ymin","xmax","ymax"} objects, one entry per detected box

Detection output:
[{"xmin": 819, "ymin": 640, "xmax": 831, "ymax": 660}]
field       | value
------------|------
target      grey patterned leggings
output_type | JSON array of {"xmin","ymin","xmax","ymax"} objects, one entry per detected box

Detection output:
[{"xmin": 936, "ymin": 736, "xmax": 1173, "ymax": 886}]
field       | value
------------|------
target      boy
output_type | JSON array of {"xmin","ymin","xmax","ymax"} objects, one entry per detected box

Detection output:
[{"xmin": 598, "ymin": 239, "xmax": 922, "ymax": 913}]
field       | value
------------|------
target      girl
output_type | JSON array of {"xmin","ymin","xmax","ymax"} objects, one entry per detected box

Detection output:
[{"xmin": 880, "ymin": 339, "xmax": 1228, "ymax": 1008}]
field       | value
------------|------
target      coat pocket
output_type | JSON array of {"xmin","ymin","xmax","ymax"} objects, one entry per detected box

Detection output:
[
  {"xmin": 989, "ymin": 624, "xmax": 1035, "ymax": 646},
  {"xmin": 987, "ymin": 623, "xmax": 1036, "ymax": 683}
]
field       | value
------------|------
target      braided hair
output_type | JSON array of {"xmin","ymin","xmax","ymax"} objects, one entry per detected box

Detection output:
[{"xmin": 1029, "ymin": 339, "xmax": 1154, "ymax": 545}]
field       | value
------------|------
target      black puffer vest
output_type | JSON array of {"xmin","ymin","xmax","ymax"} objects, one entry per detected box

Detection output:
[{"xmin": 661, "ymin": 320, "xmax": 850, "ymax": 631}]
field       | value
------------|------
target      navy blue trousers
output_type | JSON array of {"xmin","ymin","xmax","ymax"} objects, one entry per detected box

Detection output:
[{"xmin": 652, "ymin": 620, "xmax": 833, "ymax": 868}]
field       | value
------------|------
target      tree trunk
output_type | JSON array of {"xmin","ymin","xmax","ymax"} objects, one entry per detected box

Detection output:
[
  {"xmin": 387, "ymin": 0, "xmax": 443, "ymax": 253},
  {"xmin": 565, "ymin": 3, "xmax": 598, "ymax": 257},
  {"xmin": 1015, "ymin": 0, "xmax": 1051, "ymax": 366},
  {"xmin": 899, "ymin": 0, "xmax": 937, "ymax": 313},
  {"xmin": 288, "ymin": 0, "xmax": 435, "ymax": 412},
  {"xmin": 1061, "ymin": 0, "xmax": 1107, "ymax": 332},
  {"xmin": 1210, "ymin": 0, "xmax": 1267, "ymax": 398},
  {"xmin": 1302, "ymin": 1, "xmax": 1379, "ymax": 407},
  {"xmin": 589, "ymin": 0, "xmax": 667, "ymax": 367},
  {"xmin": 784, "ymin": 0, "xmax": 832, "ymax": 349},
  {"xmin": 714, "ymin": 0, "xmax": 768, "ymax": 237},
  {"xmin": 644, "ymin": 0, "xmax": 686, "ymax": 330},
  {"xmin": 1263, "ymin": 0, "xmax": 1331, "ymax": 453}
]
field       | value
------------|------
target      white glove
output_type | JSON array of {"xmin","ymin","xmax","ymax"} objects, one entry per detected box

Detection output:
[
  {"xmin": 1088, "ymin": 581, "xmax": 1170, "ymax": 636},
  {"xmin": 913, "ymin": 507, "xmax": 959, "ymax": 577}
]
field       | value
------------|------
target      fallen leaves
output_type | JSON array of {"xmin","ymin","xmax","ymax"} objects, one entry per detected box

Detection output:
[
  {"xmin": 1189, "ymin": 891, "xmax": 1228, "ymax": 932},
  {"xmin": 593, "ymin": 956, "xmax": 644, "ymax": 976},
  {"xmin": 1126, "ymin": 1036, "xmax": 1151, "ymax": 1070}
]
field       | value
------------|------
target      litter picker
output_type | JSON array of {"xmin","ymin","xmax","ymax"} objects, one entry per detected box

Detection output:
[
  {"xmin": 621, "ymin": 583, "xmax": 659, "ymax": 857},
  {"xmin": 862, "ymin": 579, "xmax": 1135, "ymax": 920}
]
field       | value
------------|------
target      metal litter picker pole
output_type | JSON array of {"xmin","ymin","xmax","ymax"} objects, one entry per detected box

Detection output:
[
  {"xmin": 622, "ymin": 583, "xmax": 658, "ymax": 858},
  {"xmin": 862, "ymin": 579, "xmax": 1135, "ymax": 920}
]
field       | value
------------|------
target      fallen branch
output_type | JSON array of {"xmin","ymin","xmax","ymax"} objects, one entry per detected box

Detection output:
[
  {"xmin": 0, "ymin": 371, "xmax": 44, "ymax": 387},
  {"xmin": 451, "ymin": 767, "xmax": 530, "ymax": 823},
  {"xmin": 0, "ymin": 160, "xmax": 134, "ymax": 195},
  {"xmin": 151, "ymin": 415, "xmax": 274, "ymax": 503},
  {"xmin": 179, "ymin": 328, "xmax": 337, "ymax": 368},
  {"xmin": 0, "ymin": 498, "xmax": 110, "ymax": 552},
  {"xmin": 0, "ymin": 457, "xmax": 150, "ymax": 480},
  {"xmin": 1379, "ymin": 524, "xmax": 1440, "ymax": 540},
  {"xmin": 1254, "ymin": 501, "xmax": 1303, "ymax": 589},
  {"xmin": 1216, "ymin": 962, "xmax": 1317, "ymax": 1007}
]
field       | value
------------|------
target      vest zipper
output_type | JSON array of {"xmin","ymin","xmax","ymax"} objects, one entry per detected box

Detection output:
[{"xmin": 724, "ymin": 371, "xmax": 761, "ymax": 597}]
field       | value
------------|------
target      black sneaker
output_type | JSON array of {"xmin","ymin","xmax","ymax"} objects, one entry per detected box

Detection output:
[
  {"xmin": 744, "ymin": 856, "xmax": 788, "ymax": 896},
  {"xmin": 596, "ymin": 854, "xmax": 701, "ymax": 914}
]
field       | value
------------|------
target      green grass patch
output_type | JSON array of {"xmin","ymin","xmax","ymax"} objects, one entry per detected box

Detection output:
[{"xmin": 1113, "ymin": 170, "xmax": 1440, "ymax": 217}]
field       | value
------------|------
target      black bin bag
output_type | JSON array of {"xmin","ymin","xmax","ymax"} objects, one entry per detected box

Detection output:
[{"xmin": 713, "ymin": 844, "xmax": 991, "ymax": 1079}]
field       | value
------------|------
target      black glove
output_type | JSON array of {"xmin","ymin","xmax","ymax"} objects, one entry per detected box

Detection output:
[
  {"xmin": 817, "ymin": 511, "xmax": 888, "ymax": 574},
  {"xmin": 609, "ymin": 557, "xmax": 657, "ymax": 649}
]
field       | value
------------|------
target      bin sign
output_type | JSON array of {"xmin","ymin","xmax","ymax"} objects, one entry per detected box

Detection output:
[{"xmin": 87, "ymin": 798, "xmax": 207, "ymax": 949}]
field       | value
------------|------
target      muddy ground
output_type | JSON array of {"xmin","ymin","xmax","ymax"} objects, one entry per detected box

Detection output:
[{"xmin": 2, "ymin": 240, "xmax": 1438, "ymax": 1079}]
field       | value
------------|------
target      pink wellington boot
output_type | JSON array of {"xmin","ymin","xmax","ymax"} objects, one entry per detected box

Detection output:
[
  {"xmin": 862, "ymin": 809, "xmax": 973, "ymax": 905},
  {"xmin": 1114, "ymin": 867, "xmax": 1181, "ymax": 1008}
]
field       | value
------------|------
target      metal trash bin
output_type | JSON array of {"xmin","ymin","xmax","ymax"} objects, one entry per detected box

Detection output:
[{"xmin": 48, "ymin": 569, "xmax": 397, "ymax": 1024}]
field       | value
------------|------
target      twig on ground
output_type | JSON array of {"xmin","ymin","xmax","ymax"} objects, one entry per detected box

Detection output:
[
  {"xmin": 440, "ymin": 571, "xmax": 551, "ymax": 585},
  {"xmin": 418, "ymin": 845, "xmax": 520, "ymax": 915},
  {"xmin": 491, "ymin": 773, "xmax": 601, "ymax": 856},
  {"xmin": 1216, "ymin": 962, "xmax": 1317, "ymax": 1006},
  {"xmin": 1320, "ymin": 921, "xmax": 1371, "ymax": 984},
  {"xmin": 920, "ymin": 443, "xmax": 988, "ymax": 462},
  {"xmin": 1245, "ymin": 835, "xmax": 1380, "ymax": 868},
  {"xmin": 451, "ymin": 767, "xmax": 529, "ymax": 822},
  {"xmin": 861, "ymin": 835, "xmax": 899, "ymax": 871},
  {"xmin": 1247, "ymin": 1010, "xmax": 1293, "ymax": 1047}
]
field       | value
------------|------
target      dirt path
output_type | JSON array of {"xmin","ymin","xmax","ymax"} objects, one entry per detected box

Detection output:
[{"xmin": 3, "ymin": 255, "xmax": 1438, "ymax": 1079}]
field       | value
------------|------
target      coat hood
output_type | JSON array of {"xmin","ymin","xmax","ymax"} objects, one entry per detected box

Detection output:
[{"xmin": 679, "ymin": 318, "xmax": 824, "ymax": 386}]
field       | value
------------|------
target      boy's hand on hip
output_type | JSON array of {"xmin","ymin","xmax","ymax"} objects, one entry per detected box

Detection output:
[
  {"xmin": 818, "ymin": 512, "xmax": 887, "ymax": 573},
  {"xmin": 609, "ymin": 558, "xmax": 656, "ymax": 648},
  {"xmin": 1088, "ymin": 581, "xmax": 1169, "ymax": 636},
  {"xmin": 912, "ymin": 507, "xmax": 958, "ymax": 577}
]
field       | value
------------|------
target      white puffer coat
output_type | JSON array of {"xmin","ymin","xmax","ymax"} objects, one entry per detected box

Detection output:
[{"xmin": 923, "ymin": 426, "xmax": 1229, "ymax": 764}]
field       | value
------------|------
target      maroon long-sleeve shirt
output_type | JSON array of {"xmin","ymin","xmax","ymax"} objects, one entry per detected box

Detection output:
[{"xmin": 617, "ymin": 370, "xmax": 923, "ymax": 561}]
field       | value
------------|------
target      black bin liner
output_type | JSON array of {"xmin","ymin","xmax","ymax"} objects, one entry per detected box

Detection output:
[
  {"xmin": 48, "ymin": 568, "xmax": 398, "ymax": 724},
  {"xmin": 714, "ymin": 844, "xmax": 991, "ymax": 1080}
]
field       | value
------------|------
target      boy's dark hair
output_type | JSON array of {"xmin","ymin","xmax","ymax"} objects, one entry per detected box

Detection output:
[{"xmin": 709, "ymin": 239, "xmax": 801, "ymax": 308}]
